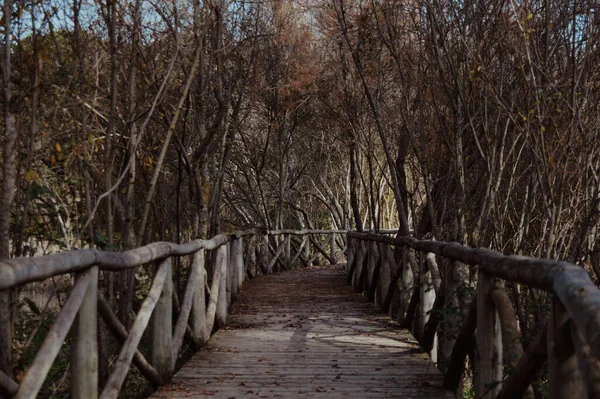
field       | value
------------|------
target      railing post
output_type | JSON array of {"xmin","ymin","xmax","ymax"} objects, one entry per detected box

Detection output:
[
  {"xmin": 237, "ymin": 236, "xmax": 244, "ymax": 289},
  {"xmin": 366, "ymin": 241, "xmax": 380, "ymax": 302},
  {"xmin": 353, "ymin": 240, "xmax": 366, "ymax": 291},
  {"xmin": 260, "ymin": 235, "xmax": 269, "ymax": 274},
  {"xmin": 226, "ymin": 242, "xmax": 233, "ymax": 308},
  {"xmin": 548, "ymin": 297, "xmax": 585, "ymax": 398},
  {"xmin": 345, "ymin": 237, "xmax": 355, "ymax": 282},
  {"xmin": 375, "ymin": 242, "xmax": 389, "ymax": 307},
  {"xmin": 419, "ymin": 251, "xmax": 437, "ymax": 363},
  {"xmin": 71, "ymin": 266, "xmax": 98, "ymax": 399},
  {"xmin": 443, "ymin": 259, "xmax": 465, "ymax": 361},
  {"xmin": 247, "ymin": 235, "xmax": 257, "ymax": 278},
  {"xmin": 230, "ymin": 236, "xmax": 243, "ymax": 298},
  {"xmin": 418, "ymin": 252, "xmax": 431, "ymax": 340},
  {"xmin": 191, "ymin": 249, "xmax": 207, "ymax": 342},
  {"xmin": 285, "ymin": 234, "xmax": 291, "ymax": 270},
  {"xmin": 151, "ymin": 257, "xmax": 173, "ymax": 382},
  {"xmin": 229, "ymin": 239, "xmax": 237, "ymax": 300},
  {"xmin": 475, "ymin": 268, "xmax": 502, "ymax": 398},
  {"xmin": 304, "ymin": 234, "xmax": 310, "ymax": 265},
  {"xmin": 216, "ymin": 244, "xmax": 228, "ymax": 327},
  {"xmin": 398, "ymin": 246, "xmax": 413, "ymax": 323},
  {"xmin": 329, "ymin": 232, "xmax": 336, "ymax": 264}
]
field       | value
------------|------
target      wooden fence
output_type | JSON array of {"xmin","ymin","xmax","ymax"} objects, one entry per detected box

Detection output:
[
  {"xmin": 347, "ymin": 231, "xmax": 600, "ymax": 399},
  {"xmin": 0, "ymin": 229, "xmax": 345, "ymax": 398}
]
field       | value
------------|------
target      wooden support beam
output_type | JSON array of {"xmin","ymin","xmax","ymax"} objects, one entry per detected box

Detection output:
[
  {"xmin": 205, "ymin": 245, "xmax": 226, "ymax": 342},
  {"xmin": 267, "ymin": 238, "xmax": 286, "ymax": 273},
  {"xmin": 15, "ymin": 271, "xmax": 92, "ymax": 399},
  {"xmin": 345, "ymin": 237, "xmax": 356, "ymax": 283},
  {"xmin": 329, "ymin": 232, "xmax": 336, "ymax": 264},
  {"xmin": 151, "ymin": 258, "xmax": 173, "ymax": 383},
  {"xmin": 216, "ymin": 244, "xmax": 228, "ymax": 328},
  {"xmin": 366, "ymin": 241, "xmax": 380, "ymax": 302},
  {"xmin": 71, "ymin": 266, "xmax": 99, "ymax": 399},
  {"xmin": 173, "ymin": 251, "xmax": 203, "ymax": 364},
  {"xmin": 97, "ymin": 295, "xmax": 163, "ymax": 386},
  {"xmin": 548, "ymin": 297, "xmax": 585, "ymax": 398},
  {"xmin": 399, "ymin": 247, "xmax": 414, "ymax": 324},
  {"xmin": 475, "ymin": 269, "xmax": 502, "ymax": 399},
  {"xmin": 245, "ymin": 235, "xmax": 257, "ymax": 278},
  {"xmin": 352, "ymin": 240, "xmax": 366, "ymax": 291},
  {"xmin": 190, "ymin": 249, "xmax": 207, "ymax": 344},
  {"xmin": 375, "ymin": 242, "xmax": 389, "ymax": 307},
  {"xmin": 284, "ymin": 234, "xmax": 291, "ymax": 270},
  {"xmin": 490, "ymin": 287, "xmax": 534, "ymax": 398},
  {"xmin": 571, "ymin": 322, "xmax": 600, "ymax": 396},
  {"xmin": 100, "ymin": 258, "xmax": 175, "ymax": 399},
  {"xmin": 235, "ymin": 237, "xmax": 244, "ymax": 289},
  {"xmin": 309, "ymin": 236, "xmax": 336, "ymax": 265},
  {"xmin": 0, "ymin": 370, "xmax": 17, "ymax": 396},
  {"xmin": 229, "ymin": 238, "xmax": 242, "ymax": 300},
  {"xmin": 226, "ymin": 242, "xmax": 233, "ymax": 307},
  {"xmin": 382, "ymin": 244, "xmax": 400, "ymax": 313},
  {"xmin": 443, "ymin": 297, "xmax": 477, "ymax": 390},
  {"xmin": 290, "ymin": 235, "xmax": 308, "ymax": 267},
  {"xmin": 259, "ymin": 235, "xmax": 269, "ymax": 274},
  {"xmin": 419, "ymin": 252, "xmax": 436, "ymax": 362},
  {"xmin": 495, "ymin": 323, "xmax": 546, "ymax": 399}
]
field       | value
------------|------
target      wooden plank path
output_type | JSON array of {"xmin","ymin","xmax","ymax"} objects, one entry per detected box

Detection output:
[{"xmin": 149, "ymin": 265, "xmax": 449, "ymax": 398}]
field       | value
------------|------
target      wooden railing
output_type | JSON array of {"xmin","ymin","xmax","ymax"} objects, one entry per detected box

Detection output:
[
  {"xmin": 0, "ymin": 231, "xmax": 258, "ymax": 398},
  {"xmin": 0, "ymin": 228, "xmax": 353, "ymax": 398},
  {"xmin": 347, "ymin": 231, "xmax": 600, "ymax": 399}
]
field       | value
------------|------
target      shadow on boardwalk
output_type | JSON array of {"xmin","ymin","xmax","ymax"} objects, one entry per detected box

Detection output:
[{"xmin": 149, "ymin": 265, "xmax": 450, "ymax": 398}]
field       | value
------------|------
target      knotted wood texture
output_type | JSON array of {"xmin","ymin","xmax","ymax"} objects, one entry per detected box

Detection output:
[{"xmin": 149, "ymin": 266, "xmax": 450, "ymax": 398}]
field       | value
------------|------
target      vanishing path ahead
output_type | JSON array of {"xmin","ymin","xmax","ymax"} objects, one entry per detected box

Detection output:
[{"xmin": 149, "ymin": 265, "xmax": 448, "ymax": 398}]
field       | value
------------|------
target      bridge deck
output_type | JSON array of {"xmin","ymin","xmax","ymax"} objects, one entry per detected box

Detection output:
[{"xmin": 149, "ymin": 265, "xmax": 449, "ymax": 398}]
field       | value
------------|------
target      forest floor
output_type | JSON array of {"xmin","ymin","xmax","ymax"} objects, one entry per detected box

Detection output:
[{"xmin": 149, "ymin": 264, "xmax": 449, "ymax": 398}]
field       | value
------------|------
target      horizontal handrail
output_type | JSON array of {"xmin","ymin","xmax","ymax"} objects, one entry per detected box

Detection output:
[
  {"xmin": 0, "ymin": 230, "xmax": 255, "ymax": 290},
  {"xmin": 266, "ymin": 228, "xmax": 400, "ymax": 235}
]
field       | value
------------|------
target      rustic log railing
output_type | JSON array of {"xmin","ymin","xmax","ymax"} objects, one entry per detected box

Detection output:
[
  {"xmin": 0, "ymin": 228, "xmax": 357, "ymax": 398},
  {"xmin": 347, "ymin": 231, "xmax": 600, "ymax": 399},
  {"xmin": 0, "ymin": 230, "xmax": 259, "ymax": 398}
]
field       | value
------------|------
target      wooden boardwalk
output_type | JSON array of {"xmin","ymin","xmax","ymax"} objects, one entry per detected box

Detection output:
[{"xmin": 149, "ymin": 265, "xmax": 449, "ymax": 398}]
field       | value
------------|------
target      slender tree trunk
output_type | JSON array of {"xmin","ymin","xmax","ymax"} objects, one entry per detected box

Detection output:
[
  {"xmin": 0, "ymin": 0, "xmax": 18, "ymax": 385},
  {"xmin": 120, "ymin": 0, "xmax": 142, "ymax": 327}
]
